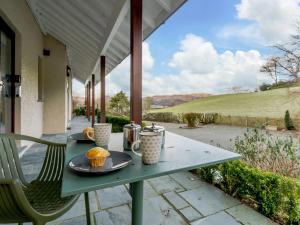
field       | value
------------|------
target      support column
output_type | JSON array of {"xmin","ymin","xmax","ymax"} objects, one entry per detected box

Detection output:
[
  {"xmin": 92, "ymin": 74, "xmax": 95, "ymax": 126},
  {"xmin": 85, "ymin": 85, "xmax": 87, "ymax": 117},
  {"xmin": 87, "ymin": 81, "xmax": 91, "ymax": 121},
  {"xmin": 100, "ymin": 56, "xmax": 106, "ymax": 123},
  {"xmin": 130, "ymin": 0, "xmax": 143, "ymax": 125}
]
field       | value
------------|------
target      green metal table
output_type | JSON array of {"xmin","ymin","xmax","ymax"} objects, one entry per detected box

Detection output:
[{"xmin": 61, "ymin": 131, "xmax": 240, "ymax": 225}]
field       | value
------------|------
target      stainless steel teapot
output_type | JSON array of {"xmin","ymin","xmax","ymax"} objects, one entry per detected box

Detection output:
[{"xmin": 123, "ymin": 122, "xmax": 141, "ymax": 151}]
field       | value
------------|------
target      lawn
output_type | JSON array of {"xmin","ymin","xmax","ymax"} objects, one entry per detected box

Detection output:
[{"xmin": 151, "ymin": 88, "xmax": 300, "ymax": 118}]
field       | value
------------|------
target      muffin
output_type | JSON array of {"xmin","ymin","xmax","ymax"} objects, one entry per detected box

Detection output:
[
  {"xmin": 85, "ymin": 147, "xmax": 110, "ymax": 167},
  {"xmin": 83, "ymin": 127, "xmax": 94, "ymax": 139}
]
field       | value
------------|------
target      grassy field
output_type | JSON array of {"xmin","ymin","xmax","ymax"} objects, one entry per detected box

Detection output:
[{"xmin": 151, "ymin": 88, "xmax": 300, "ymax": 118}]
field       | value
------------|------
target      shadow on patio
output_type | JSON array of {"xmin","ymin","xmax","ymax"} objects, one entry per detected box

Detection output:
[{"xmin": 16, "ymin": 117, "xmax": 277, "ymax": 225}]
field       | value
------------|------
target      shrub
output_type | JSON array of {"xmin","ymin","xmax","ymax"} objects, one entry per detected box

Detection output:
[
  {"xmin": 97, "ymin": 113, "xmax": 129, "ymax": 132},
  {"xmin": 198, "ymin": 161, "xmax": 300, "ymax": 224},
  {"xmin": 143, "ymin": 112, "xmax": 179, "ymax": 123},
  {"xmin": 106, "ymin": 115, "xmax": 130, "ymax": 133},
  {"xmin": 97, "ymin": 113, "xmax": 145, "ymax": 132},
  {"xmin": 284, "ymin": 110, "xmax": 295, "ymax": 130},
  {"xmin": 183, "ymin": 113, "xmax": 199, "ymax": 127},
  {"xmin": 73, "ymin": 106, "xmax": 85, "ymax": 116},
  {"xmin": 234, "ymin": 128, "xmax": 300, "ymax": 178},
  {"xmin": 259, "ymin": 83, "xmax": 271, "ymax": 91},
  {"xmin": 203, "ymin": 113, "xmax": 218, "ymax": 124}
]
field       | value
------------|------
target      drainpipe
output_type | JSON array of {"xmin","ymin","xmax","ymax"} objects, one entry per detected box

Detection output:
[
  {"xmin": 92, "ymin": 74, "xmax": 95, "ymax": 126},
  {"xmin": 100, "ymin": 56, "xmax": 106, "ymax": 123}
]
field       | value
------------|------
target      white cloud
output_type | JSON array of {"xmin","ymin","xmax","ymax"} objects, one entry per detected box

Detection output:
[
  {"xmin": 220, "ymin": 0, "xmax": 300, "ymax": 44},
  {"xmin": 168, "ymin": 34, "xmax": 218, "ymax": 73},
  {"xmin": 107, "ymin": 34, "xmax": 269, "ymax": 96},
  {"xmin": 107, "ymin": 42, "xmax": 154, "ymax": 96}
]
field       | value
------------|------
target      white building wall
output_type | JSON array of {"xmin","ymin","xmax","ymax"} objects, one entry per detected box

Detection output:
[
  {"xmin": 43, "ymin": 35, "xmax": 68, "ymax": 134},
  {"xmin": 0, "ymin": 0, "xmax": 70, "ymax": 136},
  {"xmin": 0, "ymin": 0, "xmax": 44, "ymax": 137}
]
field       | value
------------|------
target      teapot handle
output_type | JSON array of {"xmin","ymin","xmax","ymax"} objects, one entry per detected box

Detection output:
[{"xmin": 131, "ymin": 140, "xmax": 142, "ymax": 157}]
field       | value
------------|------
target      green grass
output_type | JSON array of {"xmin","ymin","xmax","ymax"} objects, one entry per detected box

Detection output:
[{"xmin": 151, "ymin": 88, "xmax": 300, "ymax": 118}]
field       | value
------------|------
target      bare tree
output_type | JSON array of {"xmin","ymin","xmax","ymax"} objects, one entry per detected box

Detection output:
[
  {"xmin": 261, "ymin": 24, "xmax": 300, "ymax": 82},
  {"xmin": 260, "ymin": 57, "xmax": 279, "ymax": 84},
  {"xmin": 273, "ymin": 44, "xmax": 300, "ymax": 80}
]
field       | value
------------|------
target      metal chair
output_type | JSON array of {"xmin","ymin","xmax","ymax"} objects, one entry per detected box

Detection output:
[{"xmin": 0, "ymin": 133, "xmax": 79, "ymax": 225}]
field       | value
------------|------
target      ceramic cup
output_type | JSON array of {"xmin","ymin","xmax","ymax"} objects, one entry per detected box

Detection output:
[
  {"xmin": 131, "ymin": 131, "xmax": 162, "ymax": 165},
  {"xmin": 87, "ymin": 123, "xmax": 112, "ymax": 147}
]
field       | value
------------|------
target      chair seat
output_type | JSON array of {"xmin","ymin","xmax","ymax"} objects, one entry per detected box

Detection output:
[{"xmin": 25, "ymin": 181, "xmax": 75, "ymax": 214}]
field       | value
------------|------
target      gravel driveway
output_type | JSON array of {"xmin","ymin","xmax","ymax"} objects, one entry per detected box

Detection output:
[{"xmin": 146, "ymin": 122, "xmax": 299, "ymax": 150}]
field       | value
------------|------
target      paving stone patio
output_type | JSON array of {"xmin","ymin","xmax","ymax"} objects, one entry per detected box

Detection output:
[{"xmin": 4, "ymin": 117, "xmax": 278, "ymax": 225}]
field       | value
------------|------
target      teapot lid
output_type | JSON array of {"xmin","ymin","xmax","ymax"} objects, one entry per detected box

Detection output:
[
  {"xmin": 124, "ymin": 121, "xmax": 141, "ymax": 129},
  {"xmin": 144, "ymin": 123, "xmax": 164, "ymax": 132}
]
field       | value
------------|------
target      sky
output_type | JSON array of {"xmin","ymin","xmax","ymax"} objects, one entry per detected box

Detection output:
[{"xmin": 73, "ymin": 0, "xmax": 300, "ymax": 97}]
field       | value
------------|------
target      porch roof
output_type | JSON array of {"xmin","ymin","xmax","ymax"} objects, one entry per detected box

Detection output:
[{"xmin": 26, "ymin": 0, "xmax": 187, "ymax": 83}]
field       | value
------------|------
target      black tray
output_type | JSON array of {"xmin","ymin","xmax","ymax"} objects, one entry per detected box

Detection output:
[
  {"xmin": 69, "ymin": 132, "xmax": 94, "ymax": 143},
  {"xmin": 68, "ymin": 151, "xmax": 132, "ymax": 175}
]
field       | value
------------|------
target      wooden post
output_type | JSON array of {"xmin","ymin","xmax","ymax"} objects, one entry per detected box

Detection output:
[
  {"xmin": 130, "ymin": 0, "xmax": 142, "ymax": 125},
  {"xmin": 87, "ymin": 81, "xmax": 91, "ymax": 121},
  {"xmin": 85, "ymin": 85, "xmax": 87, "ymax": 117},
  {"xmin": 100, "ymin": 56, "xmax": 106, "ymax": 123},
  {"xmin": 92, "ymin": 74, "xmax": 95, "ymax": 126}
]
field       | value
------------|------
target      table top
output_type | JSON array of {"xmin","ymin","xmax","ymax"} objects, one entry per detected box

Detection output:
[{"xmin": 61, "ymin": 131, "xmax": 240, "ymax": 197}]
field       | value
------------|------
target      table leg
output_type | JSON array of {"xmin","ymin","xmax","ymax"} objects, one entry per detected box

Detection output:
[
  {"xmin": 84, "ymin": 192, "xmax": 91, "ymax": 225},
  {"xmin": 131, "ymin": 180, "xmax": 144, "ymax": 225}
]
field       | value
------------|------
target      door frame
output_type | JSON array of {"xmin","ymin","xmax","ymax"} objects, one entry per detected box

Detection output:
[{"xmin": 0, "ymin": 16, "xmax": 16, "ymax": 133}]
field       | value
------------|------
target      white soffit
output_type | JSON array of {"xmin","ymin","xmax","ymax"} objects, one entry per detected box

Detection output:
[{"xmin": 26, "ymin": 0, "xmax": 187, "ymax": 83}]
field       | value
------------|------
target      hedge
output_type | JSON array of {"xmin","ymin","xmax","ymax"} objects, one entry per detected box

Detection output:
[
  {"xmin": 198, "ymin": 161, "xmax": 300, "ymax": 224},
  {"xmin": 144, "ymin": 112, "xmax": 288, "ymax": 129},
  {"xmin": 143, "ymin": 112, "xmax": 179, "ymax": 123},
  {"xmin": 73, "ymin": 106, "xmax": 85, "ymax": 116},
  {"xmin": 97, "ymin": 113, "xmax": 145, "ymax": 133}
]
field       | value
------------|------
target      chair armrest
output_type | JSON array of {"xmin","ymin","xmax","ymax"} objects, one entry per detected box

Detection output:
[
  {"xmin": 0, "ymin": 179, "xmax": 39, "ymax": 220},
  {"xmin": 3, "ymin": 133, "xmax": 66, "ymax": 147}
]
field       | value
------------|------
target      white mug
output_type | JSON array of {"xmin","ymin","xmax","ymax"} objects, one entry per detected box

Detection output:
[
  {"xmin": 131, "ymin": 131, "xmax": 162, "ymax": 165},
  {"xmin": 87, "ymin": 123, "xmax": 112, "ymax": 147}
]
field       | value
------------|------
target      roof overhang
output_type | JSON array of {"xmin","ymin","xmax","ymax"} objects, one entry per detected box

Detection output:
[{"xmin": 26, "ymin": 0, "xmax": 187, "ymax": 84}]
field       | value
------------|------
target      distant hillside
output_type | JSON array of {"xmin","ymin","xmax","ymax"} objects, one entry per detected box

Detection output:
[
  {"xmin": 148, "ymin": 93, "xmax": 210, "ymax": 107},
  {"xmin": 151, "ymin": 88, "xmax": 300, "ymax": 118},
  {"xmin": 73, "ymin": 96, "xmax": 111, "ymax": 108}
]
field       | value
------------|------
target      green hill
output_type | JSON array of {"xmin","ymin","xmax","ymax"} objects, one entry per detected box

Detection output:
[{"xmin": 151, "ymin": 88, "xmax": 300, "ymax": 118}]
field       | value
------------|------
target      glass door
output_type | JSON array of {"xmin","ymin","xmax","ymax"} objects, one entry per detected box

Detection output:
[{"xmin": 0, "ymin": 17, "xmax": 15, "ymax": 133}]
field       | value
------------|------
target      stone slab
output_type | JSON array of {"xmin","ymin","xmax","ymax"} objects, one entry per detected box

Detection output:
[
  {"xmin": 163, "ymin": 191, "xmax": 189, "ymax": 209},
  {"xmin": 191, "ymin": 211, "xmax": 241, "ymax": 225},
  {"xmin": 95, "ymin": 205, "xmax": 131, "ymax": 225},
  {"xmin": 143, "ymin": 196, "xmax": 188, "ymax": 225},
  {"xmin": 179, "ymin": 184, "xmax": 240, "ymax": 216},
  {"xmin": 148, "ymin": 175, "xmax": 185, "ymax": 194},
  {"xmin": 226, "ymin": 204, "xmax": 278, "ymax": 225},
  {"xmin": 180, "ymin": 206, "xmax": 203, "ymax": 222},
  {"xmin": 97, "ymin": 185, "xmax": 131, "ymax": 209},
  {"xmin": 53, "ymin": 192, "xmax": 98, "ymax": 222},
  {"xmin": 170, "ymin": 172, "xmax": 204, "ymax": 190},
  {"xmin": 59, "ymin": 215, "xmax": 94, "ymax": 225}
]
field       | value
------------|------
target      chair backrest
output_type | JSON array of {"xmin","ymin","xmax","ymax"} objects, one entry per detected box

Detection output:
[
  {"xmin": 0, "ymin": 134, "xmax": 25, "ymax": 183},
  {"xmin": 37, "ymin": 144, "xmax": 65, "ymax": 182}
]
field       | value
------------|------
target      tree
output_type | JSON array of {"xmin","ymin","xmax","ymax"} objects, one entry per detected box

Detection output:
[
  {"xmin": 273, "ymin": 44, "xmax": 300, "ymax": 80},
  {"xmin": 261, "ymin": 24, "xmax": 300, "ymax": 82},
  {"xmin": 284, "ymin": 110, "xmax": 295, "ymax": 130},
  {"xmin": 260, "ymin": 57, "xmax": 279, "ymax": 84},
  {"xmin": 108, "ymin": 91, "xmax": 129, "ymax": 116}
]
